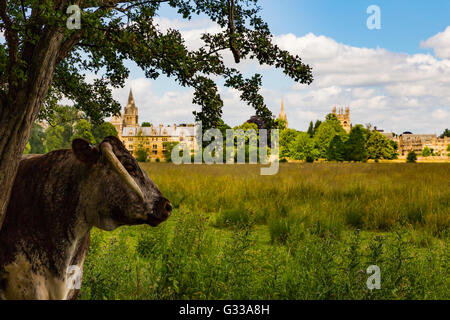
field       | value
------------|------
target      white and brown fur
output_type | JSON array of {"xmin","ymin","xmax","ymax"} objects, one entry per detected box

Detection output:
[{"xmin": 0, "ymin": 136, "xmax": 171, "ymax": 300}]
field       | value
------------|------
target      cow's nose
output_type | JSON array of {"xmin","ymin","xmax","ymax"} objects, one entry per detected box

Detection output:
[
  {"xmin": 156, "ymin": 197, "xmax": 172, "ymax": 218},
  {"xmin": 164, "ymin": 201, "xmax": 173, "ymax": 215}
]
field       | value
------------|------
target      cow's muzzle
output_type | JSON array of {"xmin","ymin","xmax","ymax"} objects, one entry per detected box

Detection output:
[{"xmin": 148, "ymin": 197, "xmax": 172, "ymax": 226}]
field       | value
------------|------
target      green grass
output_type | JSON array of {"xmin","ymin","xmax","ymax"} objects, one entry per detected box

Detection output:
[{"xmin": 81, "ymin": 163, "xmax": 449, "ymax": 300}]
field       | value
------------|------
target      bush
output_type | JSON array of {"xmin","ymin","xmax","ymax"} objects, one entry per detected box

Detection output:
[
  {"xmin": 421, "ymin": 147, "xmax": 432, "ymax": 157},
  {"xmin": 163, "ymin": 142, "xmax": 179, "ymax": 162},
  {"xmin": 406, "ymin": 151, "xmax": 417, "ymax": 163},
  {"xmin": 135, "ymin": 147, "xmax": 149, "ymax": 162}
]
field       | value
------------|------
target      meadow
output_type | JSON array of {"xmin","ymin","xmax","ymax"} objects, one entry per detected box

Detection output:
[{"xmin": 80, "ymin": 163, "xmax": 449, "ymax": 300}]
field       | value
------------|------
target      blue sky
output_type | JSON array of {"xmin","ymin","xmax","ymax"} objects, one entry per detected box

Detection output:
[
  {"xmin": 112, "ymin": 1, "xmax": 450, "ymax": 134},
  {"xmin": 259, "ymin": 0, "xmax": 450, "ymax": 54}
]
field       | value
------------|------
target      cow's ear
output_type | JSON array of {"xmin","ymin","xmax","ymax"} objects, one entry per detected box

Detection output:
[{"xmin": 72, "ymin": 139, "xmax": 99, "ymax": 164}]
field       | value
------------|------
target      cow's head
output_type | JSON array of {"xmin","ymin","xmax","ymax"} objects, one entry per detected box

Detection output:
[{"xmin": 72, "ymin": 136, "xmax": 172, "ymax": 231}]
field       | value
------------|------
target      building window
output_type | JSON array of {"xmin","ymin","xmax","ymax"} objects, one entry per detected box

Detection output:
[
  {"xmin": 128, "ymin": 138, "xmax": 133, "ymax": 142},
  {"xmin": 129, "ymin": 145, "xmax": 133, "ymax": 150},
  {"xmin": 162, "ymin": 138, "xmax": 168, "ymax": 142},
  {"xmin": 152, "ymin": 150, "xmax": 158, "ymax": 155},
  {"xmin": 153, "ymin": 144, "xmax": 158, "ymax": 149}
]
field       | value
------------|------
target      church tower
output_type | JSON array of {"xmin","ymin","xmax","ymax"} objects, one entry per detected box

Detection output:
[
  {"xmin": 123, "ymin": 89, "xmax": 139, "ymax": 128},
  {"xmin": 279, "ymin": 100, "xmax": 288, "ymax": 128},
  {"xmin": 332, "ymin": 106, "xmax": 351, "ymax": 133}
]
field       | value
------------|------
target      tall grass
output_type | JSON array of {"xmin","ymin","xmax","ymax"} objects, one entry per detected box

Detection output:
[
  {"xmin": 148, "ymin": 163, "xmax": 449, "ymax": 236},
  {"xmin": 81, "ymin": 163, "xmax": 449, "ymax": 300}
]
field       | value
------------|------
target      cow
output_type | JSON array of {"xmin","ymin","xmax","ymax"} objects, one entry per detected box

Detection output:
[{"xmin": 0, "ymin": 136, "xmax": 172, "ymax": 300}]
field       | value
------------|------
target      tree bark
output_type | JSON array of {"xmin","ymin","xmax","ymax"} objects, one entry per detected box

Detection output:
[{"xmin": 0, "ymin": 29, "xmax": 65, "ymax": 230}]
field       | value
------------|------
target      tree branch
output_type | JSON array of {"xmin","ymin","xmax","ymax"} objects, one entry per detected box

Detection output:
[
  {"xmin": 0, "ymin": 0, "xmax": 20, "ymax": 86},
  {"xmin": 57, "ymin": 31, "xmax": 83, "ymax": 63},
  {"xmin": 20, "ymin": 0, "xmax": 27, "ymax": 21},
  {"xmin": 228, "ymin": 0, "xmax": 240, "ymax": 63},
  {"xmin": 81, "ymin": 0, "xmax": 169, "ymax": 9}
]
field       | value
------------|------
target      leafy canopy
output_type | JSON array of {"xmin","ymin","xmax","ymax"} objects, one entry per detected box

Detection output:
[
  {"xmin": 290, "ymin": 132, "xmax": 319, "ymax": 162},
  {"xmin": 406, "ymin": 151, "xmax": 417, "ymax": 163},
  {"xmin": 344, "ymin": 125, "xmax": 368, "ymax": 162},
  {"xmin": 327, "ymin": 134, "xmax": 345, "ymax": 162},
  {"xmin": 421, "ymin": 146, "xmax": 432, "ymax": 157},
  {"xmin": 36, "ymin": 105, "xmax": 118, "ymax": 153},
  {"xmin": 366, "ymin": 130, "xmax": 396, "ymax": 160},
  {"xmin": 440, "ymin": 128, "xmax": 450, "ymax": 138},
  {"xmin": 279, "ymin": 128, "xmax": 298, "ymax": 159},
  {"xmin": 135, "ymin": 145, "xmax": 149, "ymax": 162},
  {"xmin": 314, "ymin": 116, "xmax": 346, "ymax": 158},
  {"xmin": 0, "ymin": 0, "xmax": 313, "ymax": 128}
]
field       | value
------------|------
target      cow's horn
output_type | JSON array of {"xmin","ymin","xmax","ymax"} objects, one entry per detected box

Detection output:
[{"xmin": 101, "ymin": 142, "xmax": 145, "ymax": 201}]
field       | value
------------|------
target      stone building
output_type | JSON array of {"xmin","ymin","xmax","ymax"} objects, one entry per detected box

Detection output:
[
  {"xmin": 332, "ymin": 106, "xmax": 351, "ymax": 133},
  {"xmin": 394, "ymin": 133, "xmax": 449, "ymax": 157},
  {"xmin": 329, "ymin": 106, "xmax": 449, "ymax": 158},
  {"xmin": 110, "ymin": 90, "xmax": 139, "ymax": 134},
  {"xmin": 111, "ymin": 90, "xmax": 196, "ymax": 160}
]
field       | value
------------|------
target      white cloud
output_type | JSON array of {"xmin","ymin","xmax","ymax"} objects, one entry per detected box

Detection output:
[
  {"xmin": 265, "ymin": 31, "xmax": 450, "ymax": 133},
  {"xmin": 113, "ymin": 78, "xmax": 197, "ymax": 126},
  {"xmin": 153, "ymin": 17, "xmax": 222, "ymax": 52},
  {"xmin": 110, "ymin": 19, "xmax": 450, "ymax": 134},
  {"xmin": 432, "ymin": 108, "xmax": 449, "ymax": 120},
  {"xmin": 421, "ymin": 26, "xmax": 450, "ymax": 59},
  {"xmin": 154, "ymin": 17, "xmax": 218, "ymax": 32},
  {"xmin": 113, "ymin": 77, "xmax": 257, "ymax": 127}
]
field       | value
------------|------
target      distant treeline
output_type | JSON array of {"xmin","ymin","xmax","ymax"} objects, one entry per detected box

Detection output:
[
  {"xmin": 279, "ymin": 113, "xmax": 399, "ymax": 162},
  {"xmin": 25, "ymin": 105, "xmax": 118, "ymax": 154}
]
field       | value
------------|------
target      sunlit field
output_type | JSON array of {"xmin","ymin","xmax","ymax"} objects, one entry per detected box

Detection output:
[{"xmin": 81, "ymin": 163, "xmax": 449, "ymax": 300}]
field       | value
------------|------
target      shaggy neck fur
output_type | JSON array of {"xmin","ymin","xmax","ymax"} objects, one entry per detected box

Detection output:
[{"xmin": 0, "ymin": 150, "xmax": 95, "ymax": 299}]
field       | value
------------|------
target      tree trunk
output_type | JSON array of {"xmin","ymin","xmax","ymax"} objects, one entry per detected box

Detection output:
[
  {"xmin": 0, "ymin": 29, "xmax": 64, "ymax": 230},
  {"xmin": 0, "ymin": 101, "xmax": 34, "ymax": 227}
]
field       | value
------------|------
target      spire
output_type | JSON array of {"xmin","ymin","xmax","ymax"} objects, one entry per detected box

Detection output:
[
  {"xmin": 279, "ymin": 100, "xmax": 288, "ymax": 128},
  {"xmin": 128, "ymin": 89, "xmax": 135, "ymax": 105},
  {"xmin": 123, "ymin": 88, "xmax": 139, "ymax": 128}
]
